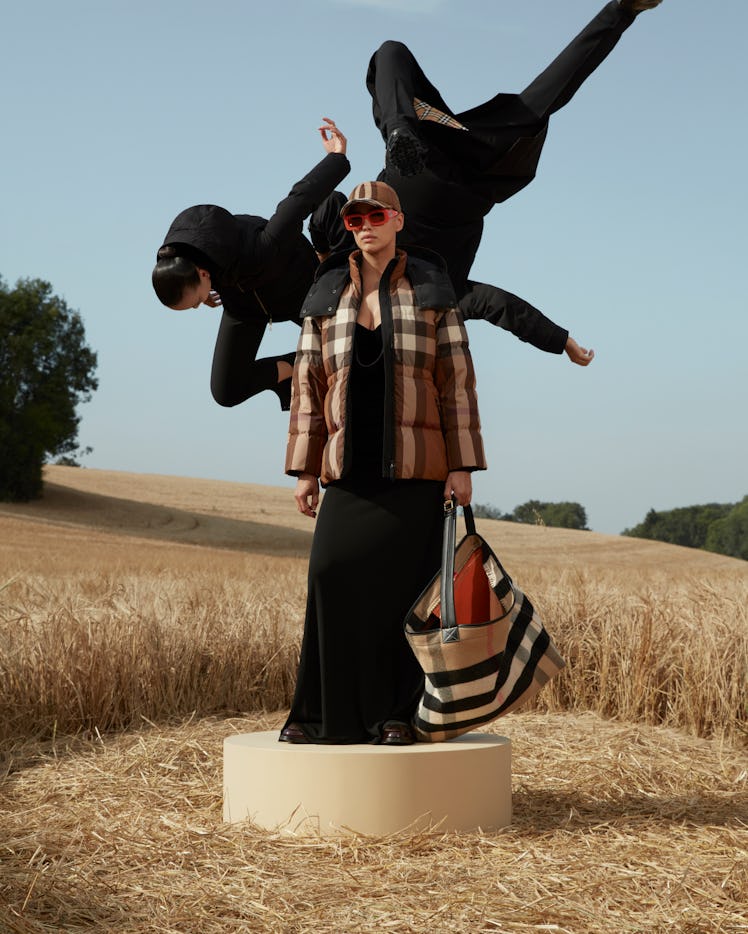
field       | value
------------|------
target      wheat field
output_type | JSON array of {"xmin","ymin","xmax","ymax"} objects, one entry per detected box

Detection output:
[{"xmin": 1, "ymin": 466, "xmax": 746, "ymax": 932}]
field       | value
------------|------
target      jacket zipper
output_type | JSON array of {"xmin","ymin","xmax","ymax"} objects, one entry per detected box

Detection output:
[
  {"xmin": 341, "ymin": 311, "xmax": 358, "ymax": 478},
  {"xmin": 253, "ymin": 288, "xmax": 272, "ymax": 329},
  {"xmin": 379, "ymin": 258, "xmax": 398, "ymax": 480},
  {"xmin": 235, "ymin": 283, "xmax": 273, "ymax": 329}
]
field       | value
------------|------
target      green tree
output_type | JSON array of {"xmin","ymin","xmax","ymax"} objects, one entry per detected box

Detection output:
[
  {"xmin": 704, "ymin": 497, "xmax": 748, "ymax": 560},
  {"xmin": 0, "ymin": 277, "xmax": 98, "ymax": 501},
  {"xmin": 623, "ymin": 503, "xmax": 733, "ymax": 549},
  {"xmin": 509, "ymin": 500, "xmax": 589, "ymax": 530},
  {"xmin": 542, "ymin": 501, "xmax": 589, "ymax": 530}
]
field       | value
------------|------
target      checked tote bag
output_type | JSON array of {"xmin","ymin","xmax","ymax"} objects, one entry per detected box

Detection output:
[{"xmin": 404, "ymin": 500, "xmax": 565, "ymax": 742}]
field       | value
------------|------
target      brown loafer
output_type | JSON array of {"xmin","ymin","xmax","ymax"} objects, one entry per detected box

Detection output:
[
  {"xmin": 279, "ymin": 723, "xmax": 309, "ymax": 744},
  {"xmin": 381, "ymin": 721, "xmax": 416, "ymax": 746}
]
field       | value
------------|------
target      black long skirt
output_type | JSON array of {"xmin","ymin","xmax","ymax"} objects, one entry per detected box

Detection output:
[{"xmin": 284, "ymin": 476, "xmax": 444, "ymax": 744}]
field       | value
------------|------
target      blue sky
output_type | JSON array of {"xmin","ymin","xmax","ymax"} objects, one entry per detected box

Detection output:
[{"xmin": 2, "ymin": 0, "xmax": 746, "ymax": 534}]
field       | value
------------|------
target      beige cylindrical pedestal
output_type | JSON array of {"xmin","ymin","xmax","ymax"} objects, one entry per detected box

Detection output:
[{"xmin": 223, "ymin": 731, "xmax": 511, "ymax": 835}]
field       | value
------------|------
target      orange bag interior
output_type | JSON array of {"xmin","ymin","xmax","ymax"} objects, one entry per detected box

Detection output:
[
  {"xmin": 454, "ymin": 548, "xmax": 492, "ymax": 626},
  {"xmin": 432, "ymin": 547, "xmax": 492, "ymax": 627}
]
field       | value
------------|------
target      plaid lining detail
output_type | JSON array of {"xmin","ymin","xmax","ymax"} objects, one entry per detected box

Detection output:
[{"xmin": 413, "ymin": 96, "xmax": 468, "ymax": 131}]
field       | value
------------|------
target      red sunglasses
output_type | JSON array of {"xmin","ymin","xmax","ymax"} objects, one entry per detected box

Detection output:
[{"xmin": 343, "ymin": 208, "xmax": 399, "ymax": 231}]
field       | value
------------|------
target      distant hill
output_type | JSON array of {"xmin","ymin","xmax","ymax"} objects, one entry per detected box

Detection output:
[{"xmin": 2, "ymin": 467, "xmax": 746, "ymax": 582}]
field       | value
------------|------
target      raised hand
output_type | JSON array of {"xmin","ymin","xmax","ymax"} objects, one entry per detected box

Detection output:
[{"xmin": 319, "ymin": 117, "xmax": 347, "ymax": 155}]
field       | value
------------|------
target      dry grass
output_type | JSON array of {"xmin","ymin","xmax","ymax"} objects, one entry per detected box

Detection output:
[
  {"xmin": 1, "ymin": 712, "xmax": 746, "ymax": 933},
  {"xmin": 1, "ymin": 467, "xmax": 748, "ymax": 931},
  {"xmin": 1, "ymin": 563, "xmax": 746, "ymax": 750},
  {"xmin": 0, "ymin": 568, "xmax": 305, "ymax": 744},
  {"xmin": 1, "ymin": 469, "xmax": 746, "ymax": 747},
  {"xmin": 530, "ymin": 569, "xmax": 748, "ymax": 745}
]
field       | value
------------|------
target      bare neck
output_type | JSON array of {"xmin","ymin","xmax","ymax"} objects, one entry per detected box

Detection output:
[{"xmin": 360, "ymin": 247, "xmax": 396, "ymax": 293}]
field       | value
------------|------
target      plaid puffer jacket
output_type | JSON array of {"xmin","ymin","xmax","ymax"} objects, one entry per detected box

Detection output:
[{"xmin": 285, "ymin": 249, "xmax": 486, "ymax": 484}]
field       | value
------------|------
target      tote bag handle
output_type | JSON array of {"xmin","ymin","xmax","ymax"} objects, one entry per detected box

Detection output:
[{"xmin": 439, "ymin": 499, "xmax": 476, "ymax": 642}]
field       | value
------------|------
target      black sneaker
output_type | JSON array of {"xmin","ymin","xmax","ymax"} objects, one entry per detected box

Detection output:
[
  {"xmin": 386, "ymin": 127, "xmax": 427, "ymax": 177},
  {"xmin": 274, "ymin": 351, "xmax": 296, "ymax": 411},
  {"xmin": 274, "ymin": 377, "xmax": 292, "ymax": 412}
]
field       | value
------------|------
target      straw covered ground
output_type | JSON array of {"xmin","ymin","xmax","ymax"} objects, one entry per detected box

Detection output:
[
  {"xmin": 2, "ymin": 713, "xmax": 746, "ymax": 932},
  {"xmin": 1, "ymin": 467, "xmax": 747, "ymax": 932}
]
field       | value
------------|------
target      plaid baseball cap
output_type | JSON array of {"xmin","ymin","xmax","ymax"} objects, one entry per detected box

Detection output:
[{"xmin": 340, "ymin": 180, "xmax": 401, "ymax": 216}]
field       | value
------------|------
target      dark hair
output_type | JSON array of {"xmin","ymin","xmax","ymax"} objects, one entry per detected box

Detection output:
[{"xmin": 151, "ymin": 245, "xmax": 200, "ymax": 306}]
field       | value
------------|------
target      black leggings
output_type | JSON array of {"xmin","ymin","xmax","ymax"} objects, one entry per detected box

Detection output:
[{"xmin": 210, "ymin": 311, "xmax": 299, "ymax": 408}]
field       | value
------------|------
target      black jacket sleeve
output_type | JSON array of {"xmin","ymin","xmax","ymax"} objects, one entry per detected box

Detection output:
[
  {"xmin": 255, "ymin": 153, "xmax": 351, "ymax": 261},
  {"xmin": 459, "ymin": 280, "xmax": 568, "ymax": 354}
]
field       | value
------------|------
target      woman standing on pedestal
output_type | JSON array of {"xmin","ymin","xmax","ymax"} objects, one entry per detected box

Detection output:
[{"xmin": 281, "ymin": 181, "xmax": 486, "ymax": 746}]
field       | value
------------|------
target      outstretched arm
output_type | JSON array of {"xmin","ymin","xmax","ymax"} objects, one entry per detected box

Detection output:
[
  {"xmin": 257, "ymin": 119, "xmax": 351, "ymax": 260},
  {"xmin": 459, "ymin": 281, "xmax": 568, "ymax": 355},
  {"xmin": 460, "ymin": 281, "xmax": 594, "ymax": 367}
]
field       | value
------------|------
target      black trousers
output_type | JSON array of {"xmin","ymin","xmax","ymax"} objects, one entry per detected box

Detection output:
[
  {"xmin": 367, "ymin": 2, "xmax": 636, "ymax": 291},
  {"xmin": 367, "ymin": 0, "xmax": 636, "ymax": 204},
  {"xmin": 209, "ymin": 310, "xmax": 299, "ymax": 410}
]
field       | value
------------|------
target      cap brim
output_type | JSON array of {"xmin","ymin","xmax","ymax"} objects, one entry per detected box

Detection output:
[{"xmin": 340, "ymin": 198, "xmax": 389, "ymax": 217}]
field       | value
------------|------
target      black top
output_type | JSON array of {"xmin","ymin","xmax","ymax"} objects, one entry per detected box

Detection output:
[
  {"xmin": 308, "ymin": 195, "xmax": 568, "ymax": 354},
  {"xmin": 380, "ymin": 161, "xmax": 491, "ymax": 297},
  {"xmin": 307, "ymin": 178, "xmax": 486, "ymax": 297},
  {"xmin": 349, "ymin": 324, "xmax": 385, "ymax": 476}
]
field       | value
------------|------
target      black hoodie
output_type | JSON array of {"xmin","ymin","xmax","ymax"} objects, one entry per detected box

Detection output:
[{"xmin": 159, "ymin": 152, "xmax": 349, "ymax": 325}]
